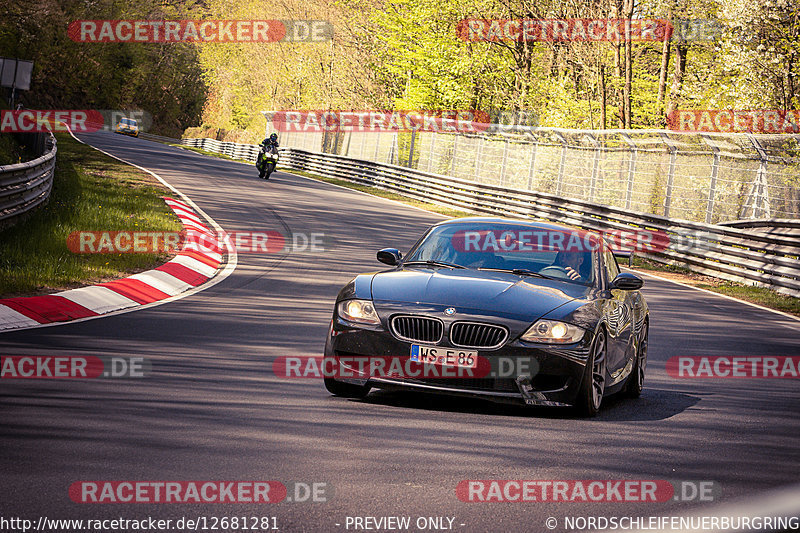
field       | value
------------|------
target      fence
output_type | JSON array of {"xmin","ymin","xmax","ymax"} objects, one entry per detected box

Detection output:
[
  {"xmin": 270, "ymin": 117, "xmax": 800, "ymax": 225},
  {"xmin": 180, "ymin": 135, "xmax": 800, "ymax": 297},
  {"xmin": 0, "ymin": 132, "xmax": 57, "ymax": 230}
]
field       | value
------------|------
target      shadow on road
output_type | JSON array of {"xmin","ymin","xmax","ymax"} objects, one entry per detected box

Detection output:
[{"xmin": 354, "ymin": 386, "xmax": 701, "ymax": 422}]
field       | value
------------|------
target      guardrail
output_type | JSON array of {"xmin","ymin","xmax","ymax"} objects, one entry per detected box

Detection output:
[
  {"xmin": 181, "ymin": 137, "xmax": 800, "ymax": 298},
  {"xmin": 182, "ymin": 137, "xmax": 260, "ymax": 161},
  {"xmin": 0, "ymin": 132, "xmax": 57, "ymax": 230},
  {"xmin": 270, "ymin": 118, "xmax": 800, "ymax": 224}
]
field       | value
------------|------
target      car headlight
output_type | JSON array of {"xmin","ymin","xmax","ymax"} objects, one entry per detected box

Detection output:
[
  {"xmin": 520, "ymin": 320, "xmax": 584, "ymax": 344},
  {"xmin": 337, "ymin": 299, "xmax": 380, "ymax": 325}
]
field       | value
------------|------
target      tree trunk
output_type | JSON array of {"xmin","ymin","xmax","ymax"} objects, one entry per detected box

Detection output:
[
  {"xmin": 613, "ymin": 0, "xmax": 624, "ymax": 127},
  {"xmin": 667, "ymin": 43, "xmax": 687, "ymax": 117},
  {"xmin": 657, "ymin": 9, "xmax": 673, "ymax": 108},
  {"xmin": 600, "ymin": 65, "xmax": 607, "ymax": 130},
  {"xmin": 623, "ymin": 0, "xmax": 634, "ymax": 129}
]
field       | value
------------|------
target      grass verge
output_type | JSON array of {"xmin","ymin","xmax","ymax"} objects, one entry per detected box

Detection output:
[
  {"xmin": 0, "ymin": 133, "xmax": 36, "ymax": 166},
  {"xmin": 629, "ymin": 256, "xmax": 800, "ymax": 317},
  {"xmin": 284, "ymin": 169, "xmax": 472, "ymax": 219},
  {"xmin": 0, "ymin": 132, "xmax": 182, "ymax": 297},
  {"xmin": 173, "ymin": 143, "xmax": 800, "ymax": 317},
  {"xmin": 170, "ymin": 144, "xmax": 240, "ymax": 161}
]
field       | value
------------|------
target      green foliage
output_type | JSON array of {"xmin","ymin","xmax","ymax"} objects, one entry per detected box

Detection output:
[
  {"xmin": 0, "ymin": 133, "xmax": 181, "ymax": 296},
  {"xmin": 0, "ymin": 0, "xmax": 207, "ymax": 137},
  {"xmin": 3, "ymin": 0, "xmax": 796, "ymax": 139}
]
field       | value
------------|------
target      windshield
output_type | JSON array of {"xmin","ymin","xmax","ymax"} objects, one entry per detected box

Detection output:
[{"xmin": 404, "ymin": 222, "xmax": 596, "ymax": 285}]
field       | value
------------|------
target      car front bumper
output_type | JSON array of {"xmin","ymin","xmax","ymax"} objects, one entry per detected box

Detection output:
[{"xmin": 326, "ymin": 312, "xmax": 593, "ymax": 407}]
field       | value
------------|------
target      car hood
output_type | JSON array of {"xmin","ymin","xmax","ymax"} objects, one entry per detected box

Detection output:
[{"xmin": 370, "ymin": 268, "xmax": 590, "ymax": 319}]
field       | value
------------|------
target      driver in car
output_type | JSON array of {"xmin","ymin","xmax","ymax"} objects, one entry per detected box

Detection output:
[{"xmin": 553, "ymin": 251, "xmax": 585, "ymax": 281}]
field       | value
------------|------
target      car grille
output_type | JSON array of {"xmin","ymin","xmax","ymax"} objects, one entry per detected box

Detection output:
[
  {"xmin": 450, "ymin": 322, "xmax": 508, "ymax": 349},
  {"xmin": 391, "ymin": 315, "xmax": 443, "ymax": 343}
]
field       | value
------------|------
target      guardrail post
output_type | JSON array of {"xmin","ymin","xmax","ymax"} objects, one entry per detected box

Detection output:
[
  {"xmin": 661, "ymin": 133, "xmax": 677, "ymax": 217},
  {"xmin": 474, "ymin": 135, "xmax": 484, "ymax": 179},
  {"xmin": 554, "ymin": 133, "xmax": 567, "ymax": 196},
  {"xmin": 407, "ymin": 129, "xmax": 417, "ymax": 168},
  {"xmin": 586, "ymin": 134, "xmax": 601, "ymax": 202},
  {"xmin": 743, "ymin": 133, "xmax": 772, "ymax": 219},
  {"xmin": 427, "ymin": 132, "xmax": 436, "ymax": 173},
  {"xmin": 389, "ymin": 133, "xmax": 399, "ymax": 165},
  {"xmin": 700, "ymin": 134, "xmax": 720, "ymax": 223},
  {"xmin": 451, "ymin": 134, "xmax": 459, "ymax": 176},
  {"xmin": 499, "ymin": 138, "xmax": 509, "ymax": 187},
  {"xmin": 527, "ymin": 139, "xmax": 538, "ymax": 191},
  {"xmin": 620, "ymin": 133, "xmax": 637, "ymax": 210},
  {"xmin": 374, "ymin": 131, "xmax": 381, "ymax": 162}
]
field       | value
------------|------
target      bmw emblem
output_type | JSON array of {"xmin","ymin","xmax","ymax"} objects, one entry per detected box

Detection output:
[{"xmin": 444, "ymin": 307, "xmax": 456, "ymax": 316}]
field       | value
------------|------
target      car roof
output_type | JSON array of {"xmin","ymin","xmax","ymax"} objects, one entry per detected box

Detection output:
[{"xmin": 431, "ymin": 217, "xmax": 601, "ymax": 240}]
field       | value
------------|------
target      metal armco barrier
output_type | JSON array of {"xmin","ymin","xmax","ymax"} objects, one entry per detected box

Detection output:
[
  {"xmin": 0, "ymin": 133, "xmax": 57, "ymax": 230},
  {"xmin": 182, "ymin": 137, "xmax": 800, "ymax": 297},
  {"xmin": 182, "ymin": 137, "xmax": 260, "ymax": 161}
]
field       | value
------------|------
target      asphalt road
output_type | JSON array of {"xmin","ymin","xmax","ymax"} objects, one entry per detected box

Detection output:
[{"xmin": 1, "ymin": 130, "xmax": 799, "ymax": 532}]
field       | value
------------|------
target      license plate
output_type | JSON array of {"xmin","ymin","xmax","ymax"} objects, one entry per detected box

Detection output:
[{"xmin": 410, "ymin": 345, "xmax": 478, "ymax": 368}]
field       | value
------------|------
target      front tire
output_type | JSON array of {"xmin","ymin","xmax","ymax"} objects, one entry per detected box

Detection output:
[
  {"xmin": 265, "ymin": 162, "xmax": 276, "ymax": 179},
  {"xmin": 324, "ymin": 376, "xmax": 371, "ymax": 399},
  {"xmin": 575, "ymin": 329, "xmax": 607, "ymax": 417}
]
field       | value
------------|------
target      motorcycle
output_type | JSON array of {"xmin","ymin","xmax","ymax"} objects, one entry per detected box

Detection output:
[{"xmin": 256, "ymin": 144, "xmax": 279, "ymax": 179}]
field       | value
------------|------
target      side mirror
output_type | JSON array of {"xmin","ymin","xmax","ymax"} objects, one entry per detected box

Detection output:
[
  {"xmin": 610, "ymin": 272, "xmax": 643, "ymax": 291},
  {"xmin": 377, "ymin": 248, "xmax": 402, "ymax": 266}
]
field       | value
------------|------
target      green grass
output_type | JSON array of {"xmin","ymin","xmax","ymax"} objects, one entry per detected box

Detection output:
[
  {"xmin": 695, "ymin": 283, "xmax": 800, "ymax": 316},
  {"xmin": 171, "ymin": 144, "xmax": 240, "ymax": 161},
  {"xmin": 0, "ymin": 132, "xmax": 182, "ymax": 297},
  {"xmin": 284, "ymin": 169, "xmax": 472, "ymax": 219},
  {"xmin": 0, "ymin": 133, "xmax": 35, "ymax": 165},
  {"xmin": 630, "ymin": 255, "xmax": 693, "ymax": 274},
  {"xmin": 630, "ymin": 256, "xmax": 800, "ymax": 316}
]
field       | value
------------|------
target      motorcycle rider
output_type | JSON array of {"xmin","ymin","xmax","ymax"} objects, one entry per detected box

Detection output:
[
  {"xmin": 257, "ymin": 133, "xmax": 280, "ymax": 179},
  {"xmin": 261, "ymin": 133, "xmax": 279, "ymax": 150}
]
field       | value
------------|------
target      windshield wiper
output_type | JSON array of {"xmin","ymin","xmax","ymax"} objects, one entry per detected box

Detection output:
[
  {"xmin": 403, "ymin": 260, "xmax": 466, "ymax": 269},
  {"xmin": 478, "ymin": 267, "xmax": 552, "ymax": 279}
]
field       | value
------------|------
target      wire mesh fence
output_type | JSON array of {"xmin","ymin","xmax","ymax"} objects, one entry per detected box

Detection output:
[{"xmin": 274, "ymin": 117, "xmax": 800, "ymax": 224}]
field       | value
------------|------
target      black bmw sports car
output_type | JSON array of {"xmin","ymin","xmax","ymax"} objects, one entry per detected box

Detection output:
[{"xmin": 323, "ymin": 218, "xmax": 649, "ymax": 416}]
